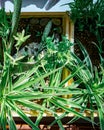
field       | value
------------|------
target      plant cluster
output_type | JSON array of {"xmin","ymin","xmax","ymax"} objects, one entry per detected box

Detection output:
[
  {"xmin": 0, "ymin": 0, "xmax": 104, "ymax": 130},
  {"xmin": 66, "ymin": 0, "xmax": 104, "ymax": 31},
  {"xmin": 66, "ymin": 0, "xmax": 104, "ymax": 65}
]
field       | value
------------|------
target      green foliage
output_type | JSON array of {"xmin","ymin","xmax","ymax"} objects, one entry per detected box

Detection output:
[
  {"xmin": 0, "ymin": 2, "xmax": 80, "ymax": 129},
  {"xmin": 40, "ymin": 36, "xmax": 72, "ymax": 70},
  {"xmin": 14, "ymin": 30, "xmax": 30, "ymax": 49},
  {"xmin": 66, "ymin": 0, "xmax": 104, "ymax": 67},
  {"xmin": 42, "ymin": 20, "xmax": 52, "ymax": 42},
  {"xmin": 0, "ymin": 0, "xmax": 104, "ymax": 130},
  {"xmin": 66, "ymin": 0, "xmax": 104, "ymax": 27},
  {"xmin": 0, "ymin": 8, "xmax": 10, "ymax": 38},
  {"xmin": 66, "ymin": 41, "xmax": 104, "ymax": 130}
]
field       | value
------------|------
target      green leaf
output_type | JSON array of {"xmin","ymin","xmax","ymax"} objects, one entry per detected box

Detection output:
[
  {"xmin": 7, "ymin": 100, "xmax": 39, "ymax": 130},
  {"xmin": 76, "ymin": 40, "xmax": 93, "ymax": 74},
  {"xmin": 98, "ymin": 108, "xmax": 104, "ymax": 130},
  {"xmin": 53, "ymin": 96, "xmax": 85, "ymax": 109},
  {"xmin": 7, "ymin": 109, "xmax": 17, "ymax": 130},
  {"xmin": 0, "ymin": 99, "xmax": 7, "ymax": 130},
  {"xmin": 14, "ymin": 30, "xmax": 30, "ymax": 48},
  {"xmin": 7, "ymin": 91, "xmax": 51, "ymax": 100},
  {"xmin": 17, "ymin": 100, "xmax": 45, "ymax": 112},
  {"xmin": 13, "ymin": 66, "xmax": 64, "ymax": 91},
  {"xmin": 59, "ymin": 65, "xmax": 84, "ymax": 88},
  {"xmin": 50, "ymin": 98, "xmax": 94, "ymax": 124},
  {"xmin": 42, "ymin": 20, "xmax": 52, "ymax": 41},
  {"xmin": 54, "ymin": 114, "xmax": 65, "ymax": 130}
]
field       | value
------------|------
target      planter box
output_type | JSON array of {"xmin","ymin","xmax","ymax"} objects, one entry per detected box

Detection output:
[
  {"xmin": 11, "ymin": 110, "xmax": 100, "ymax": 130},
  {"xmin": 19, "ymin": 12, "xmax": 74, "ymax": 44},
  {"xmin": 12, "ymin": 116, "xmax": 99, "ymax": 130}
]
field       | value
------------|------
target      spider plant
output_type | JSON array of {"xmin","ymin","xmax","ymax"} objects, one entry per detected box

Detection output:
[
  {"xmin": 0, "ymin": 18, "xmax": 94, "ymax": 130},
  {"xmin": 0, "ymin": 0, "xmax": 103, "ymax": 130},
  {"xmin": 0, "ymin": 1, "xmax": 47, "ymax": 129},
  {"xmin": 65, "ymin": 40, "xmax": 104, "ymax": 130},
  {"xmin": 0, "ymin": 2, "xmax": 89, "ymax": 129},
  {"xmin": 0, "ymin": 5, "xmax": 94, "ymax": 129}
]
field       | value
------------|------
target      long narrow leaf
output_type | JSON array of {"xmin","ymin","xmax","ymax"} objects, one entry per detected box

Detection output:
[
  {"xmin": 98, "ymin": 108, "xmax": 104, "ymax": 130},
  {"xmin": 50, "ymin": 98, "xmax": 94, "ymax": 124},
  {"xmin": 7, "ymin": 100, "xmax": 39, "ymax": 130},
  {"xmin": 13, "ymin": 66, "xmax": 64, "ymax": 90},
  {"xmin": 7, "ymin": 109, "xmax": 17, "ymax": 130}
]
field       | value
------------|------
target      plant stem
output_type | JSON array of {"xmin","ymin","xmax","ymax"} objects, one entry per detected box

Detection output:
[{"xmin": 9, "ymin": 0, "xmax": 22, "ymax": 53}]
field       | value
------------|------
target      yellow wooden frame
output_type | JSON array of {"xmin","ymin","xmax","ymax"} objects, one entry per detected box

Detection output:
[{"xmin": 20, "ymin": 12, "xmax": 74, "ymax": 42}]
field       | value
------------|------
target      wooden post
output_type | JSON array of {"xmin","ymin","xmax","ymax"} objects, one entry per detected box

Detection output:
[{"xmin": 62, "ymin": 13, "xmax": 74, "ymax": 98}]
